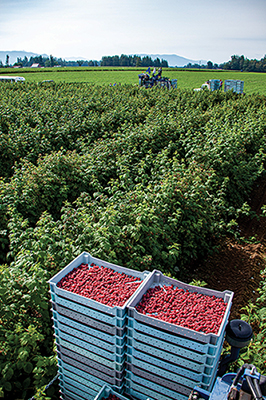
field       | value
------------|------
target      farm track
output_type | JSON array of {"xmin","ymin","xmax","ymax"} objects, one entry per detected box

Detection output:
[{"xmin": 195, "ymin": 174, "xmax": 266, "ymax": 319}]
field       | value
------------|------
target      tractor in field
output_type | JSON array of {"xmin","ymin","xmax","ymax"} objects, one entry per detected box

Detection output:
[{"xmin": 138, "ymin": 67, "xmax": 177, "ymax": 89}]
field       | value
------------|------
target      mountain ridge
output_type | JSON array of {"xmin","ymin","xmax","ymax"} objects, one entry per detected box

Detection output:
[
  {"xmin": 136, "ymin": 53, "xmax": 207, "ymax": 67},
  {"xmin": 0, "ymin": 51, "xmax": 49, "ymax": 65},
  {"xmin": 0, "ymin": 50, "xmax": 207, "ymax": 67}
]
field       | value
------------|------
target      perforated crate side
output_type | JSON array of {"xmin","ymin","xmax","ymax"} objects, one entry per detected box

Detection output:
[
  {"xmin": 126, "ymin": 352, "xmax": 212, "ymax": 385},
  {"xmin": 51, "ymin": 293, "xmax": 126, "ymax": 328},
  {"xmin": 127, "ymin": 344, "xmax": 214, "ymax": 377},
  {"xmin": 126, "ymin": 362, "xmax": 200, "ymax": 392},
  {"xmin": 55, "ymin": 331, "xmax": 126, "ymax": 362},
  {"xmin": 127, "ymin": 330, "xmax": 218, "ymax": 365},
  {"xmin": 51, "ymin": 304, "xmax": 126, "ymax": 336},
  {"xmin": 59, "ymin": 354, "xmax": 125, "ymax": 387},
  {"xmin": 59, "ymin": 370, "xmax": 98, "ymax": 399},
  {"xmin": 127, "ymin": 270, "xmax": 233, "ymax": 345},
  {"xmin": 49, "ymin": 251, "xmax": 151, "ymax": 319},
  {"xmin": 125, "ymin": 384, "xmax": 165, "ymax": 400},
  {"xmin": 55, "ymin": 337, "xmax": 126, "ymax": 371},
  {"xmin": 57, "ymin": 345, "xmax": 125, "ymax": 379},
  {"xmin": 58, "ymin": 359, "xmax": 124, "ymax": 390},
  {"xmin": 53, "ymin": 313, "xmax": 127, "ymax": 346},
  {"xmin": 53, "ymin": 323, "xmax": 126, "ymax": 355},
  {"xmin": 58, "ymin": 365, "xmax": 103, "ymax": 393},
  {"xmin": 127, "ymin": 318, "xmax": 219, "ymax": 356},
  {"xmin": 60, "ymin": 378, "xmax": 96, "ymax": 400},
  {"xmin": 126, "ymin": 365, "xmax": 196, "ymax": 396},
  {"xmin": 125, "ymin": 376, "xmax": 188, "ymax": 400},
  {"xmin": 59, "ymin": 364, "xmax": 125, "ymax": 395}
]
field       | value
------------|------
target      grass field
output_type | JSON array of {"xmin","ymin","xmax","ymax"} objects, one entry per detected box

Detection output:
[{"xmin": 1, "ymin": 66, "xmax": 266, "ymax": 94}]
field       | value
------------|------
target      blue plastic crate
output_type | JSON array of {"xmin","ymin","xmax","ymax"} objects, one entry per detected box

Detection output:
[
  {"xmin": 51, "ymin": 293, "xmax": 126, "ymax": 328},
  {"xmin": 59, "ymin": 364, "xmax": 125, "ymax": 395},
  {"xmin": 126, "ymin": 351, "xmax": 212, "ymax": 385},
  {"xmin": 127, "ymin": 330, "xmax": 217, "ymax": 366},
  {"xmin": 60, "ymin": 386, "xmax": 88, "ymax": 400},
  {"xmin": 126, "ymin": 362, "xmax": 200, "ymax": 392},
  {"xmin": 125, "ymin": 366, "xmax": 192, "ymax": 397},
  {"xmin": 59, "ymin": 372, "xmax": 98, "ymax": 399},
  {"xmin": 93, "ymin": 384, "xmax": 129, "ymax": 400},
  {"xmin": 55, "ymin": 332, "xmax": 126, "ymax": 362},
  {"xmin": 127, "ymin": 318, "xmax": 219, "ymax": 356},
  {"xmin": 209, "ymin": 79, "xmax": 221, "ymax": 91},
  {"xmin": 55, "ymin": 337, "xmax": 126, "ymax": 371},
  {"xmin": 171, "ymin": 79, "xmax": 177, "ymax": 89},
  {"xmin": 57, "ymin": 345, "xmax": 125, "ymax": 379},
  {"xmin": 60, "ymin": 381, "xmax": 96, "ymax": 400},
  {"xmin": 58, "ymin": 354, "xmax": 125, "ymax": 387},
  {"xmin": 125, "ymin": 374, "xmax": 188, "ymax": 400},
  {"xmin": 126, "ymin": 343, "xmax": 217, "ymax": 377},
  {"xmin": 58, "ymin": 360, "xmax": 124, "ymax": 390},
  {"xmin": 51, "ymin": 304, "xmax": 126, "ymax": 337},
  {"xmin": 49, "ymin": 251, "xmax": 151, "ymax": 319},
  {"xmin": 53, "ymin": 313, "xmax": 127, "ymax": 346},
  {"xmin": 127, "ymin": 270, "xmax": 233, "ymax": 345},
  {"xmin": 58, "ymin": 365, "xmax": 102, "ymax": 393},
  {"xmin": 224, "ymin": 80, "xmax": 244, "ymax": 94},
  {"xmin": 53, "ymin": 323, "xmax": 125, "ymax": 355}
]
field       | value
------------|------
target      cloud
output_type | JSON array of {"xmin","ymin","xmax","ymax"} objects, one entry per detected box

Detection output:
[{"xmin": 0, "ymin": 0, "xmax": 265, "ymax": 63}]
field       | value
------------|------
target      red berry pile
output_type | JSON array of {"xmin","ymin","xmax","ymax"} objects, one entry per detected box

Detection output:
[
  {"xmin": 57, "ymin": 263, "xmax": 142, "ymax": 307},
  {"xmin": 136, "ymin": 284, "xmax": 227, "ymax": 334},
  {"xmin": 103, "ymin": 394, "xmax": 121, "ymax": 400}
]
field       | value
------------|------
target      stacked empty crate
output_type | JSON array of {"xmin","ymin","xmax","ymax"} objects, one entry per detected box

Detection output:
[
  {"xmin": 125, "ymin": 270, "xmax": 233, "ymax": 400},
  {"xmin": 49, "ymin": 252, "xmax": 151, "ymax": 400},
  {"xmin": 224, "ymin": 80, "xmax": 244, "ymax": 94},
  {"xmin": 209, "ymin": 79, "xmax": 221, "ymax": 91}
]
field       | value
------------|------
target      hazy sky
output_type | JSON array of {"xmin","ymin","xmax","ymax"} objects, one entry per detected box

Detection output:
[{"xmin": 0, "ymin": 0, "xmax": 265, "ymax": 64}]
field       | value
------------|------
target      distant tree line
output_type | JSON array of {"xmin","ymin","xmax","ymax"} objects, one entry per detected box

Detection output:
[
  {"xmin": 184, "ymin": 55, "xmax": 266, "ymax": 72},
  {"xmin": 0, "ymin": 54, "xmax": 99, "ymax": 68},
  {"xmin": 1, "ymin": 53, "xmax": 265, "ymax": 72},
  {"xmin": 184, "ymin": 61, "xmax": 220, "ymax": 69},
  {"xmin": 0, "ymin": 54, "xmax": 168, "ymax": 68},
  {"xmin": 100, "ymin": 54, "xmax": 168, "ymax": 67},
  {"xmin": 220, "ymin": 55, "xmax": 266, "ymax": 72}
]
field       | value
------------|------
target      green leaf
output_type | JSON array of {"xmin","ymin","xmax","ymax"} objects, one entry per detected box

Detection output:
[
  {"xmin": 23, "ymin": 362, "xmax": 33, "ymax": 374},
  {"xmin": 23, "ymin": 377, "xmax": 31, "ymax": 389},
  {"xmin": 3, "ymin": 367, "xmax": 13, "ymax": 380},
  {"xmin": 3, "ymin": 382, "xmax": 12, "ymax": 392}
]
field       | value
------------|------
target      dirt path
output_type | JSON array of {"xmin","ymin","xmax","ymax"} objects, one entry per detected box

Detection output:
[{"xmin": 195, "ymin": 175, "xmax": 266, "ymax": 319}]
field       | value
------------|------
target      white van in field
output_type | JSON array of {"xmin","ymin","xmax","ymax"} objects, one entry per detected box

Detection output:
[{"xmin": 0, "ymin": 75, "xmax": 25, "ymax": 83}]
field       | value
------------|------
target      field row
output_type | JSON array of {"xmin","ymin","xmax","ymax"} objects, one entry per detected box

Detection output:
[{"xmin": 1, "ymin": 67, "xmax": 266, "ymax": 94}]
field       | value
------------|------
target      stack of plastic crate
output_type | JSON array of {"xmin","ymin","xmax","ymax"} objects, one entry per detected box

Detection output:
[
  {"xmin": 49, "ymin": 252, "xmax": 151, "ymax": 400},
  {"xmin": 235, "ymin": 80, "xmax": 244, "ymax": 94},
  {"xmin": 224, "ymin": 80, "xmax": 244, "ymax": 94},
  {"xmin": 125, "ymin": 270, "xmax": 234, "ymax": 400},
  {"xmin": 209, "ymin": 79, "xmax": 220, "ymax": 91}
]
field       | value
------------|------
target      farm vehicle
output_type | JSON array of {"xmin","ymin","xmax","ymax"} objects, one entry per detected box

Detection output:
[
  {"xmin": 189, "ymin": 319, "xmax": 266, "ymax": 400},
  {"xmin": 138, "ymin": 70, "xmax": 177, "ymax": 89}
]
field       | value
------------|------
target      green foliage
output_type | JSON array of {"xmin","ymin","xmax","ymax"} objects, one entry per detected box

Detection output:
[
  {"xmin": 237, "ymin": 267, "xmax": 266, "ymax": 374},
  {"xmin": 0, "ymin": 263, "xmax": 57, "ymax": 399},
  {"xmin": 0, "ymin": 83, "xmax": 266, "ymax": 398}
]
